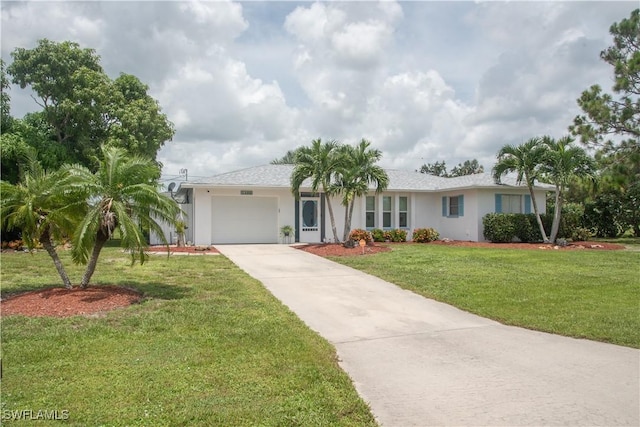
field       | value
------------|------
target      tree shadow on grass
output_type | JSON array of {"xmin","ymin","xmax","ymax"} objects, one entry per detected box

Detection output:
[{"xmin": 121, "ymin": 281, "xmax": 192, "ymax": 300}]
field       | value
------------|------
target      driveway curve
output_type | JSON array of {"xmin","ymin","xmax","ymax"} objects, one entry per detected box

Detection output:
[{"xmin": 216, "ymin": 244, "xmax": 639, "ymax": 426}]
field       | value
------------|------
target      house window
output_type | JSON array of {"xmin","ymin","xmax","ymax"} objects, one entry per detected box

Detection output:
[
  {"xmin": 442, "ymin": 195, "xmax": 464, "ymax": 217},
  {"xmin": 383, "ymin": 196, "xmax": 392, "ymax": 228},
  {"xmin": 495, "ymin": 194, "xmax": 532, "ymax": 214},
  {"xmin": 399, "ymin": 196, "xmax": 408, "ymax": 228},
  {"xmin": 449, "ymin": 197, "xmax": 459, "ymax": 216},
  {"xmin": 366, "ymin": 196, "xmax": 375, "ymax": 228}
]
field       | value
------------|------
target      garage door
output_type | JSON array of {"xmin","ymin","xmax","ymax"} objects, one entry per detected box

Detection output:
[{"xmin": 211, "ymin": 196, "xmax": 278, "ymax": 244}]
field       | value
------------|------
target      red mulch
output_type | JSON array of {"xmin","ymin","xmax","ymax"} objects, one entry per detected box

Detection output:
[
  {"xmin": 2, "ymin": 240, "xmax": 623, "ymax": 319},
  {"xmin": 1, "ymin": 285, "xmax": 142, "ymax": 318}
]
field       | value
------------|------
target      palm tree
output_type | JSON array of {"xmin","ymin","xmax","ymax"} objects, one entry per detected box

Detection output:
[
  {"xmin": 1, "ymin": 158, "xmax": 84, "ymax": 289},
  {"xmin": 541, "ymin": 136, "xmax": 596, "ymax": 243},
  {"xmin": 332, "ymin": 140, "xmax": 389, "ymax": 241},
  {"xmin": 291, "ymin": 139, "xmax": 343, "ymax": 243},
  {"xmin": 492, "ymin": 137, "xmax": 550, "ymax": 243},
  {"xmin": 65, "ymin": 146, "xmax": 181, "ymax": 288}
]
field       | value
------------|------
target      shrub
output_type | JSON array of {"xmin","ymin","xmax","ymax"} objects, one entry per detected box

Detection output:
[
  {"xmin": 513, "ymin": 214, "xmax": 543, "ymax": 243},
  {"xmin": 386, "ymin": 229, "xmax": 407, "ymax": 242},
  {"xmin": 482, "ymin": 213, "xmax": 515, "ymax": 243},
  {"xmin": 412, "ymin": 228, "xmax": 440, "ymax": 243},
  {"xmin": 348, "ymin": 228, "xmax": 372, "ymax": 244},
  {"xmin": 371, "ymin": 229, "xmax": 386, "ymax": 242},
  {"xmin": 571, "ymin": 227, "xmax": 592, "ymax": 242}
]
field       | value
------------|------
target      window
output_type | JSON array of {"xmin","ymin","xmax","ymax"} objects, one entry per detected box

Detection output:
[
  {"xmin": 366, "ymin": 196, "xmax": 375, "ymax": 228},
  {"xmin": 449, "ymin": 196, "xmax": 459, "ymax": 216},
  {"xmin": 442, "ymin": 195, "xmax": 464, "ymax": 217},
  {"xmin": 302, "ymin": 200, "xmax": 318, "ymax": 230},
  {"xmin": 383, "ymin": 196, "xmax": 392, "ymax": 228},
  {"xmin": 399, "ymin": 196, "xmax": 408, "ymax": 228},
  {"xmin": 495, "ymin": 194, "xmax": 530, "ymax": 214}
]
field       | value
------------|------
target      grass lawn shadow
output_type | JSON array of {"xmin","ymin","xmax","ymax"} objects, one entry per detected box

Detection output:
[{"xmin": 123, "ymin": 281, "xmax": 192, "ymax": 300}]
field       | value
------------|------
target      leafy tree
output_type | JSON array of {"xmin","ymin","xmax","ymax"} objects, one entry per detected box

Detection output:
[
  {"xmin": 570, "ymin": 9, "xmax": 639, "ymax": 157},
  {"xmin": 1, "ymin": 59, "xmax": 12, "ymax": 132},
  {"xmin": 492, "ymin": 138, "xmax": 550, "ymax": 243},
  {"xmin": 331, "ymin": 140, "xmax": 389, "ymax": 241},
  {"xmin": 419, "ymin": 159, "xmax": 484, "ymax": 177},
  {"xmin": 271, "ymin": 147, "xmax": 304, "ymax": 164},
  {"xmin": 291, "ymin": 139, "xmax": 342, "ymax": 243},
  {"xmin": 450, "ymin": 159, "xmax": 484, "ymax": 177},
  {"xmin": 65, "ymin": 146, "xmax": 180, "ymax": 288},
  {"xmin": 1, "ymin": 157, "xmax": 84, "ymax": 288},
  {"xmin": 540, "ymin": 136, "xmax": 596, "ymax": 243},
  {"xmin": 418, "ymin": 161, "xmax": 448, "ymax": 176},
  {"xmin": 6, "ymin": 39, "xmax": 174, "ymax": 171}
]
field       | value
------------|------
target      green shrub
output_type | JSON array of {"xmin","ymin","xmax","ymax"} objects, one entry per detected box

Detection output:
[
  {"xmin": 348, "ymin": 228, "xmax": 372, "ymax": 244},
  {"xmin": 386, "ymin": 229, "xmax": 407, "ymax": 242},
  {"xmin": 482, "ymin": 213, "xmax": 515, "ymax": 243},
  {"xmin": 412, "ymin": 228, "xmax": 440, "ymax": 243},
  {"xmin": 571, "ymin": 227, "xmax": 592, "ymax": 242},
  {"xmin": 371, "ymin": 229, "xmax": 386, "ymax": 242}
]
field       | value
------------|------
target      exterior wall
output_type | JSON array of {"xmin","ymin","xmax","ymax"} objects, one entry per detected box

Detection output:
[
  {"xmin": 188, "ymin": 184, "xmax": 549, "ymax": 244},
  {"xmin": 191, "ymin": 186, "xmax": 296, "ymax": 245},
  {"xmin": 149, "ymin": 199, "xmax": 193, "ymax": 245}
]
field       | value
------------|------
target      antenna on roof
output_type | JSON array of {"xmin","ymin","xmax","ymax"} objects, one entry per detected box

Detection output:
[{"xmin": 179, "ymin": 168, "xmax": 188, "ymax": 181}]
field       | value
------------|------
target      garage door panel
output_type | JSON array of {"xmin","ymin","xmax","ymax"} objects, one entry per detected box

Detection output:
[{"xmin": 211, "ymin": 196, "xmax": 278, "ymax": 244}]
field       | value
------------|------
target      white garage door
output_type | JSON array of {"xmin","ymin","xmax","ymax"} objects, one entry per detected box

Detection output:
[{"xmin": 211, "ymin": 196, "xmax": 278, "ymax": 244}]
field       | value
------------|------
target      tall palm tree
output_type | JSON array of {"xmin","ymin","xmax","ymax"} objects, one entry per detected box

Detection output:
[
  {"xmin": 541, "ymin": 136, "xmax": 596, "ymax": 242},
  {"xmin": 1, "ymin": 158, "xmax": 84, "ymax": 288},
  {"xmin": 65, "ymin": 146, "xmax": 180, "ymax": 288},
  {"xmin": 492, "ymin": 137, "xmax": 550, "ymax": 243},
  {"xmin": 332, "ymin": 140, "xmax": 389, "ymax": 241},
  {"xmin": 291, "ymin": 138, "xmax": 343, "ymax": 243}
]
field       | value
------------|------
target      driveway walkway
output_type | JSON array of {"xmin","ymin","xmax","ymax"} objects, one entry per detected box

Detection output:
[{"xmin": 215, "ymin": 244, "xmax": 639, "ymax": 426}]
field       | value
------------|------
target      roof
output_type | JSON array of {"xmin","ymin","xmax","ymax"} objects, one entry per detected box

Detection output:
[{"xmin": 180, "ymin": 164, "xmax": 553, "ymax": 192}]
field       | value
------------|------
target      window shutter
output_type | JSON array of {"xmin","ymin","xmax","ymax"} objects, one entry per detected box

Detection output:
[
  {"xmin": 495, "ymin": 194, "xmax": 502, "ymax": 213},
  {"xmin": 458, "ymin": 195, "xmax": 464, "ymax": 216},
  {"xmin": 442, "ymin": 196, "xmax": 447, "ymax": 217},
  {"xmin": 524, "ymin": 195, "xmax": 531, "ymax": 214}
]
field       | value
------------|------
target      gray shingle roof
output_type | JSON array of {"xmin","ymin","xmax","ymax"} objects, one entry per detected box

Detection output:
[{"xmin": 181, "ymin": 164, "xmax": 551, "ymax": 191}]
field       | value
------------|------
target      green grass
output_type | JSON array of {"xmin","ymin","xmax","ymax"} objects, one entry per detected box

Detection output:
[
  {"xmin": 1, "ymin": 248, "xmax": 376, "ymax": 426},
  {"xmin": 329, "ymin": 244, "xmax": 640, "ymax": 348}
]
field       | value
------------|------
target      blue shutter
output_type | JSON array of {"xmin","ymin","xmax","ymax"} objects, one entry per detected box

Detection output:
[
  {"xmin": 458, "ymin": 195, "xmax": 464, "ymax": 217},
  {"xmin": 524, "ymin": 195, "xmax": 531, "ymax": 214},
  {"xmin": 442, "ymin": 196, "xmax": 447, "ymax": 217},
  {"xmin": 495, "ymin": 194, "xmax": 502, "ymax": 213}
]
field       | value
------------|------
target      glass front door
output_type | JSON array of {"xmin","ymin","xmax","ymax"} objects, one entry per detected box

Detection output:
[{"xmin": 300, "ymin": 198, "xmax": 321, "ymax": 242}]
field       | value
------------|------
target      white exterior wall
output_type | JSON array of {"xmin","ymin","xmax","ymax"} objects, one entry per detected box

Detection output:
[{"xmin": 191, "ymin": 186, "xmax": 296, "ymax": 245}]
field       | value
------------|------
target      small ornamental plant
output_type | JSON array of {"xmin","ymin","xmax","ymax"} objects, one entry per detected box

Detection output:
[
  {"xmin": 386, "ymin": 229, "xmax": 407, "ymax": 242},
  {"xmin": 412, "ymin": 228, "xmax": 440, "ymax": 243},
  {"xmin": 371, "ymin": 228, "xmax": 386, "ymax": 242},
  {"xmin": 348, "ymin": 228, "xmax": 373, "ymax": 244}
]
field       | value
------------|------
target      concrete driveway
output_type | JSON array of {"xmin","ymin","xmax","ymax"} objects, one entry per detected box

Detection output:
[{"xmin": 215, "ymin": 244, "xmax": 639, "ymax": 427}]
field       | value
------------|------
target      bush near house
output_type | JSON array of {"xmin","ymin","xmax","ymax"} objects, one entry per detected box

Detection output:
[
  {"xmin": 484, "ymin": 206, "xmax": 586, "ymax": 243},
  {"xmin": 348, "ymin": 228, "xmax": 373, "ymax": 244},
  {"xmin": 371, "ymin": 228, "xmax": 386, "ymax": 242},
  {"xmin": 412, "ymin": 228, "xmax": 440, "ymax": 243},
  {"xmin": 386, "ymin": 229, "xmax": 407, "ymax": 242}
]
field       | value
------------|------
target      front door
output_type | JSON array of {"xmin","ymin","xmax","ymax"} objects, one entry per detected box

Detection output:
[{"xmin": 299, "ymin": 198, "xmax": 321, "ymax": 243}]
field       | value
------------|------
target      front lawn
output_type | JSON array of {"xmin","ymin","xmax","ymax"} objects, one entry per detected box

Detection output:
[
  {"xmin": 0, "ymin": 248, "xmax": 376, "ymax": 426},
  {"xmin": 329, "ymin": 244, "xmax": 639, "ymax": 348}
]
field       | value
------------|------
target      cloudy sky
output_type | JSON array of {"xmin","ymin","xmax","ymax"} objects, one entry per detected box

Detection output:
[{"xmin": 1, "ymin": 1, "xmax": 637, "ymax": 181}]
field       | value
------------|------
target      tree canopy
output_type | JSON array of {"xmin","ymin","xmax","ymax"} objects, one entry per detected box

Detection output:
[
  {"xmin": 4, "ymin": 39, "xmax": 174, "ymax": 178},
  {"xmin": 570, "ymin": 9, "xmax": 639, "ymax": 156},
  {"xmin": 418, "ymin": 159, "xmax": 484, "ymax": 177}
]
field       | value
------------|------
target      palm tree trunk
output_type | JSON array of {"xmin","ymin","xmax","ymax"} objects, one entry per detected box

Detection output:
[
  {"xmin": 549, "ymin": 186, "xmax": 563, "ymax": 243},
  {"xmin": 41, "ymin": 230, "xmax": 73, "ymax": 289},
  {"xmin": 324, "ymin": 195, "xmax": 340, "ymax": 243},
  {"xmin": 527, "ymin": 183, "xmax": 550, "ymax": 243},
  {"xmin": 345, "ymin": 198, "xmax": 356, "ymax": 241},
  {"xmin": 80, "ymin": 234, "xmax": 108, "ymax": 288}
]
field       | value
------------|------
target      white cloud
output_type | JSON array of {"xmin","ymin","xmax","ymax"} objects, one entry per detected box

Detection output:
[{"xmin": 1, "ymin": 0, "xmax": 637, "ymax": 178}]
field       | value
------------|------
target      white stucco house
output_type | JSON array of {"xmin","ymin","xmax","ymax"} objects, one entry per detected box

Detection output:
[{"xmin": 167, "ymin": 164, "xmax": 549, "ymax": 245}]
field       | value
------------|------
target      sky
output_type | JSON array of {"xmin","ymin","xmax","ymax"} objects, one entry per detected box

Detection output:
[{"xmin": 1, "ymin": 1, "xmax": 637, "ymax": 182}]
